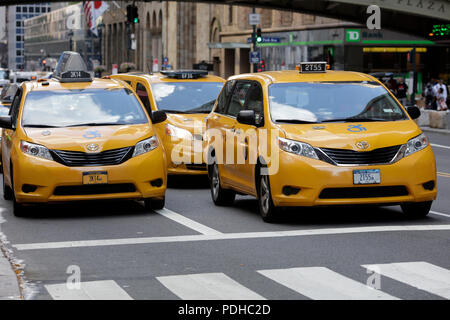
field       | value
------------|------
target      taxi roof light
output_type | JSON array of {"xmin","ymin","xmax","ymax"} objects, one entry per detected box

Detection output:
[
  {"xmin": 297, "ymin": 61, "xmax": 328, "ymax": 74},
  {"xmin": 53, "ymin": 51, "xmax": 92, "ymax": 83},
  {"xmin": 160, "ymin": 70, "xmax": 208, "ymax": 79}
]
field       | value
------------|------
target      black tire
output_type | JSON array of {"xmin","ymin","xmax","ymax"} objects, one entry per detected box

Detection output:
[
  {"xmin": 401, "ymin": 201, "xmax": 432, "ymax": 218},
  {"xmin": 257, "ymin": 172, "xmax": 279, "ymax": 223},
  {"xmin": 2, "ymin": 164, "xmax": 13, "ymax": 200},
  {"xmin": 144, "ymin": 197, "xmax": 165, "ymax": 210},
  {"xmin": 209, "ymin": 162, "xmax": 235, "ymax": 206},
  {"xmin": 10, "ymin": 165, "xmax": 27, "ymax": 217}
]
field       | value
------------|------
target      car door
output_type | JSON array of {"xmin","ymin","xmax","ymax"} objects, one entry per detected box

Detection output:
[{"xmin": 232, "ymin": 81, "xmax": 265, "ymax": 194}]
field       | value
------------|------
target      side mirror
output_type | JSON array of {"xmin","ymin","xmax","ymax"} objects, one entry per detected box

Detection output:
[
  {"xmin": 237, "ymin": 110, "xmax": 256, "ymax": 126},
  {"xmin": 151, "ymin": 110, "xmax": 167, "ymax": 124},
  {"xmin": 0, "ymin": 116, "xmax": 12, "ymax": 129},
  {"xmin": 407, "ymin": 106, "xmax": 421, "ymax": 120}
]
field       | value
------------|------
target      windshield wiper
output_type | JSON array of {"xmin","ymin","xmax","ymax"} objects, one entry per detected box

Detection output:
[
  {"xmin": 321, "ymin": 117, "xmax": 387, "ymax": 123},
  {"xmin": 275, "ymin": 119, "xmax": 319, "ymax": 124},
  {"xmin": 64, "ymin": 122, "xmax": 127, "ymax": 127},
  {"xmin": 23, "ymin": 124, "xmax": 60, "ymax": 128}
]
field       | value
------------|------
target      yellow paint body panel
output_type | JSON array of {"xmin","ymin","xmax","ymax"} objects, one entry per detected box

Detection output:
[
  {"xmin": 111, "ymin": 72, "xmax": 225, "ymax": 175},
  {"xmin": 2, "ymin": 78, "xmax": 167, "ymax": 204}
]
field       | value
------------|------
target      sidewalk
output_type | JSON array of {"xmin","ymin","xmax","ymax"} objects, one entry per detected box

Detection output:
[
  {"xmin": 0, "ymin": 248, "xmax": 21, "ymax": 300},
  {"xmin": 420, "ymin": 126, "xmax": 450, "ymax": 135}
]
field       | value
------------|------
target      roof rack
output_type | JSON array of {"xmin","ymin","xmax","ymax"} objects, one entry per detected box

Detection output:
[
  {"xmin": 53, "ymin": 51, "xmax": 92, "ymax": 83},
  {"xmin": 160, "ymin": 70, "xmax": 208, "ymax": 79}
]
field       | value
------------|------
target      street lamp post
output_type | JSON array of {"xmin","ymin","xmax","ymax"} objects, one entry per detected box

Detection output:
[{"xmin": 68, "ymin": 30, "xmax": 74, "ymax": 51}]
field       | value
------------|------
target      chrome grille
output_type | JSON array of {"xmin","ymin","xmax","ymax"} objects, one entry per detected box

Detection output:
[
  {"xmin": 51, "ymin": 147, "xmax": 133, "ymax": 167},
  {"xmin": 318, "ymin": 145, "xmax": 401, "ymax": 165}
]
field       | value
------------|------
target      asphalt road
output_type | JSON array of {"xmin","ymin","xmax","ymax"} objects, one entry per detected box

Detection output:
[{"xmin": 0, "ymin": 131, "xmax": 449, "ymax": 300}]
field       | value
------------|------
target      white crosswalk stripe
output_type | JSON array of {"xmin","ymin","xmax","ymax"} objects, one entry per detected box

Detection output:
[
  {"xmin": 258, "ymin": 267, "xmax": 398, "ymax": 300},
  {"xmin": 45, "ymin": 280, "xmax": 133, "ymax": 300},
  {"xmin": 362, "ymin": 261, "xmax": 450, "ymax": 299},
  {"xmin": 157, "ymin": 272, "xmax": 266, "ymax": 300}
]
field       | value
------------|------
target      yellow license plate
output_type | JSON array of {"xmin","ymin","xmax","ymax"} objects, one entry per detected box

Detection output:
[{"xmin": 82, "ymin": 171, "xmax": 108, "ymax": 185}]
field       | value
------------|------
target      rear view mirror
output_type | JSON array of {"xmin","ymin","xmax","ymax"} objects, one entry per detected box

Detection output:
[
  {"xmin": 151, "ymin": 110, "xmax": 167, "ymax": 124},
  {"xmin": 407, "ymin": 106, "xmax": 421, "ymax": 120},
  {"xmin": 0, "ymin": 116, "xmax": 12, "ymax": 130},
  {"xmin": 237, "ymin": 110, "xmax": 256, "ymax": 126}
]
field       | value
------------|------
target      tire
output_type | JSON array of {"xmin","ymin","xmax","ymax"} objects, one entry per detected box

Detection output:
[
  {"xmin": 10, "ymin": 165, "xmax": 27, "ymax": 217},
  {"xmin": 209, "ymin": 163, "xmax": 235, "ymax": 206},
  {"xmin": 2, "ymin": 164, "xmax": 12, "ymax": 200},
  {"xmin": 144, "ymin": 197, "xmax": 165, "ymax": 210},
  {"xmin": 401, "ymin": 201, "xmax": 432, "ymax": 218},
  {"xmin": 257, "ymin": 172, "xmax": 279, "ymax": 223}
]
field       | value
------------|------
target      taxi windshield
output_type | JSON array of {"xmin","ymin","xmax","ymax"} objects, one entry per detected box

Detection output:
[
  {"xmin": 268, "ymin": 82, "xmax": 408, "ymax": 123},
  {"xmin": 151, "ymin": 82, "xmax": 224, "ymax": 113},
  {"xmin": 22, "ymin": 88, "xmax": 148, "ymax": 128}
]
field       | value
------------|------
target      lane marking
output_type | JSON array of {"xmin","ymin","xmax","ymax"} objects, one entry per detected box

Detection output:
[
  {"xmin": 45, "ymin": 280, "xmax": 133, "ymax": 300},
  {"xmin": 12, "ymin": 224, "xmax": 450, "ymax": 251},
  {"xmin": 157, "ymin": 272, "xmax": 265, "ymax": 300},
  {"xmin": 258, "ymin": 267, "xmax": 398, "ymax": 300},
  {"xmin": 155, "ymin": 208, "xmax": 222, "ymax": 235},
  {"xmin": 431, "ymin": 143, "xmax": 450, "ymax": 150},
  {"xmin": 362, "ymin": 262, "xmax": 450, "ymax": 299},
  {"xmin": 430, "ymin": 211, "xmax": 450, "ymax": 218},
  {"xmin": 437, "ymin": 172, "xmax": 450, "ymax": 178}
]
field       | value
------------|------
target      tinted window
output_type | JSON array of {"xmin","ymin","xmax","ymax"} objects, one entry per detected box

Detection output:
[
  {"xmin": 21, "ymin": 88, "xmax": 148, "ymax": 127},
  {"xmin": 215, "ymin": 80, "xmax": 234, "ymax": 114},
  {"xmin": 227, "ymin": 82, "xmax": 251, "ymax": 117},
  {"xmin": 151, "ymin": 82, "xmax": 223, "ymax": 113},
  {"xmin": 136, "ymin": 82, "xmax": 151, "ymax": 112},
  {"xmin": 269, "ymin": 82, "xmax": 407, "ymax": 123},
  {"xmin": 245, "ymin": 82, "xmax": 264, "ymax": 125}
]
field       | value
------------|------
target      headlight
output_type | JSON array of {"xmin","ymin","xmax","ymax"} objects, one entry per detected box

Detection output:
[
  {"xmin": 278, "ymin": 137, "xmax": 318, "ymax": 160},
  {"xmin": 404, "ymin": 133, "xmax": 429, "ymax": 157},
  {"xmin": 132, "ymin": 136, "xmax": 158, "ymax": 157},
  {"xmin": 20, "ymin": 141, "xmax": 52, "ymax": 160},
  {"xmin": 165, "ymin": 123, "xmax": 193, "ymax": 140}
]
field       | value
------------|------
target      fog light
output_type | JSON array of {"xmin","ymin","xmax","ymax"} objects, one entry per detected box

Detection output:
[
  {"xmin": 422, "ymin": 180, "xmax": 435, "ymax": 191},
  {"xmin": 282, "ymin": 186, "xmax": 300, "ymax": 196},
  {"xmin": 150, "ymin": 178, "xmax": 163, "ymax": 187},
  {"xmin": 22, "ymin": 184, "xmax": 37, "ymax": 193}
]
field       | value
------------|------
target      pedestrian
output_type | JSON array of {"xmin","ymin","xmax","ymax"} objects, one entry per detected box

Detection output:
[
  {"xmin": 433, "ymin": 79, "xmax": 447, "ymax": 104},
  {"xmin": 437, "ymin": 87, "xmax": 448, "ymax": 111},
  {"xmin": 396, "ymin": 78, "xmax": 408, "ymax": 106},
  {"xmin": 424, "ymin": 81, "xmax": 434, "ymax": 109},
  {"xmin": 387, "ymin": 76, "xmax": 398, "ymax": 95}
]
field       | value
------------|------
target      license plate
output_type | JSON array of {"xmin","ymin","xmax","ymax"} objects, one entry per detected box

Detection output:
[
  {"xmin": 353, "ymin": 169, "xmax": 380, "ymax": 185},
  {"xmin": 82, "ymin": 171, "xmax": 108, "ymax": 185}
]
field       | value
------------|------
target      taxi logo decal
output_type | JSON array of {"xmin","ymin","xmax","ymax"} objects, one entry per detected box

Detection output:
[
  {"xmin": 356, "ymin": 141, "xmax": 370, "ymax": 150},
  {"xmin": 83, "ymin": 130, "xmax": 101, "ymax": 139},
  {"xmin": 347, "ymin": 124, "xmax": 367, "ymax": 132},
  {"xmin": 86, "ymin": 143, "xmax": 100, "ymax": 152}
]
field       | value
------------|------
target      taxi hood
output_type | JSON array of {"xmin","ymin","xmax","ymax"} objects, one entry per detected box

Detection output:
[
  {"xmin": 165, "ymin": 113, "xmax": 207, "ymax": 133},
  {"xmin": 277, "ymin": 120, "xmax": 421, "ymax": 151},
  {"xmin": 23, "ymin": 124, "xmax": 153, "ymax": 152}
]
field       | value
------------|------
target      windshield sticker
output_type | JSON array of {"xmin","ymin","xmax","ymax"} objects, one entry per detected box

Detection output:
[
  {"xmin": 83, "ymin": 130, "xmax": 101, "ymax": 139},
  {"xmin": 347, "ymin": 124, "xmax": 367, "ymax": 132}
]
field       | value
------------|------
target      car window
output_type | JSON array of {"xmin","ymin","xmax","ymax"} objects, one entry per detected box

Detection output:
[
  {"xmin": 136, "ymin": 82, "xmax": 151, "ymax": 112},
  {"xmin": 227, "ymin": 81, "xmax": 251, "ymax": 118},
  {"xmin": 215, "ymin": 80, "xmax": 234, "ymax": 115},
  {"xmin": 245, "ymin": 82, "xmax": 264, "ymax": 126},
  {"xmin": 10, "ymin": 88, "xmax": 22, "ymax": 129},
  {"xmin": 21, "ymin": 88, "xmax": 148, "ymax": 127}
]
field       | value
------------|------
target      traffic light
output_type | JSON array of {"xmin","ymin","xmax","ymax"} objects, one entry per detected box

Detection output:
[
  {"xmin": 127, "ymin": 5, "xmax": 139, "ymax": 24},
  {"xmin": 257, "ymin": 59, "xmax": 265, "ymax": 72},
  {"xmin": 256, "ymin": 28, "xmax": 262, "ymax": 43}
]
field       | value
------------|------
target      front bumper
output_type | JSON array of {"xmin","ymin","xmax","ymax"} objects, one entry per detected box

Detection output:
[
  {"xmin": 269, "ymin": 145, "xmax": 437, "ymax": 207},
  {"xmin": 163, "ymin": 137, "xmax": 207, "ymax": 175},
  {"xmin": 12, "ymin": 147, "xmax": 167, "ymax": 204}
]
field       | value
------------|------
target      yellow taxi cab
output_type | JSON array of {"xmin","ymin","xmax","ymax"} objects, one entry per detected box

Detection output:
[
  {"xmin": 206, "ymin": 62, "xmax": 437, "ymax": 222},
  {"xmin": 0, "ymin": 52, "xmax": 168, "ymax": 216},
  {"xmin": 110, "ymin": 70, "xmax": 225, "ymax": 175}
]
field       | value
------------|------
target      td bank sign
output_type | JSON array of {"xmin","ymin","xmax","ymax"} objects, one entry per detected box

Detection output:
[{"xmin": 346, "ymin": 29, "xmax": 361, "ymax": 42}]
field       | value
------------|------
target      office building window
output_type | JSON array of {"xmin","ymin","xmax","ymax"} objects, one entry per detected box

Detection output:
[
  {"xmin": 36, "ymin": 7, "xmax": 40, "ymax": 13},
  {"xmin": 29, "ymin": 7, "xmax": 34, "ymax": 13},
  {"xmin": 23, "ymin": 6, "xmax": 27, "ymax": 13},
  {"xmin": 16, "ymin": 7, "xmax": 21, "ymax": 13},
  {"xmin": 16, "ymin": 35, "xmax": 22, "ymax": 42}
]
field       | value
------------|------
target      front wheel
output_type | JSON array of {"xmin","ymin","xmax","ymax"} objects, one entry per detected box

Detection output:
[
  {"xmin": 401, "ymin": 201, "xmax": 432, "ymax": 218},
  {"xmin": 209, "ymin": 163, "xmax": 235, "ymax": 206},
  {"xmin": 144, "ymin": 197, "xmax": 165, "ymax": 210},
  {"xmin": 257, "ymin": 173, "xmax": 279, "ymax": 223}
]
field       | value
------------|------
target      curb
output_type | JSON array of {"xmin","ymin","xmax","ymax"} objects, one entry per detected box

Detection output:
[
  {"xmin": 0, "ymin": 249, "xmax": 22, "ymax": 300},
  {"xmin": 420, "ymin": 126, "xmax": 450, "ymax": 135}
]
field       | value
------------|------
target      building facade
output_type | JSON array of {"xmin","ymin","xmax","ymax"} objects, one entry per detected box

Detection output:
[{"xmin": 7, "ymin": 3, "xmax": 51, "ymax": 70}]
